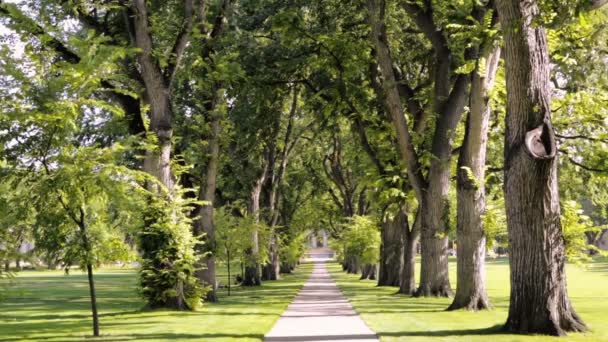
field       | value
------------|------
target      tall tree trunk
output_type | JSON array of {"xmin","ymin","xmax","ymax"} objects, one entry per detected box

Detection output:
[
  {"xmin": 399, "ymin": 210, "xmax": 419, "ymax": 295},
  {"xmin": 191, "ymin": 0, "xmax": 231, "ymax": 302},
  {"xmin": 131, "ymin": 0, "xmax": 195, "ymax": 310},
  {"xmin": 262, "ymin": 87, "xmax": 299, "ymax": 281},
  {"xmin": 193, "ymin": 111, "xmax": 221, "ymax": 302},
  {"xmin": 378, "ymin": 210, "xmax": 404, "ymax": 287},
  {"xmin": 243, "ymin": 168, "xmax": 266, "ymax": 286},
  {"xmin": 368, "ymin": 0, "xmax": 469, "ymax": 297},
  {"xmin": 448, "ymin": 47, "xmax": 500, "ymax": 311},
  {"xmin": 497, "ymin": 0, "xmax": 586, "ymax": 335}
]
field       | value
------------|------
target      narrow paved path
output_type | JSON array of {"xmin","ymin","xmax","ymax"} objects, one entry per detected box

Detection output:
[{"xmin": 264, "ymin": 261, "xmax": 379, "ymax": 342}]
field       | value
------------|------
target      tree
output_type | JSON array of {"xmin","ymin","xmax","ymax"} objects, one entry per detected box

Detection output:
[
  {"xmin": 497, "ymin": 0, "xmax": 587, "ymax": 334},
  {"xmin": 332, "ymin": 215, "xmax": 380, "ymax": 278},
  {"xmin": 449, "ymin": 15, "xmax": 501, "ymax": 310},
  {"xmin": 367, "ymin": 0, "xmax": 493, "ymax": 297}
]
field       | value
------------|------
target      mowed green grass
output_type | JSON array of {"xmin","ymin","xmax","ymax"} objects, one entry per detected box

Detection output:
[
  {"xmin": 0, "ymin": 262, "xmax": 313, "ymax": 342},
  {"xmin": 330, "ymin": 257, "xmax": 608, "ymax": 342}
]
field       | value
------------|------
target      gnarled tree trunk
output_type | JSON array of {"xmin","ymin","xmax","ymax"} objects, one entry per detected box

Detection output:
[
  {"xmin": 448, "ymin": 47, "xmax": 500, "ymax": 311},
  {"xmin": 497, "ymin": 0, "xmax": 586, "ymax": 335}
]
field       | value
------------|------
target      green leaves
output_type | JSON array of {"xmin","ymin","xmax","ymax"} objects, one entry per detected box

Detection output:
[{"xmin": 332, "ymin": 215, "xmax": 380, "ymax": 266}]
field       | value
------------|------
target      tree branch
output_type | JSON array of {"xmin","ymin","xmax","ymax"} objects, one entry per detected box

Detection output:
[
  {"xmin": 591, "ymin": 0, "xmax": 608, "ymax": 9},
  {"xmin": 165, "ymin": 0, "xmax": 196, "ymax": 86}
]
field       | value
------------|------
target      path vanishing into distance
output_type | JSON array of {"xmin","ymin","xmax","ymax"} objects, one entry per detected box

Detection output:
[{"xmin": 264, "ymin": 257, "xmax": 379, "ymax": 342}]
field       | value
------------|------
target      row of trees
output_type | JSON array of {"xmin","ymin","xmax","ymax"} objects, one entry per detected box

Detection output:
[{"xmin": 1, "ymin": 0, "xmax": 607, "ymax": 338}]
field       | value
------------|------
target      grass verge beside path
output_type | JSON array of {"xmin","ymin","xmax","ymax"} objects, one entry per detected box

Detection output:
[
  {"xmin": 0, "ymin": 262, "xmax": 313, "ymax": 342},
  {"xmin": 330, "ymin": 258, "xmax": 608, "ymax": 342}
]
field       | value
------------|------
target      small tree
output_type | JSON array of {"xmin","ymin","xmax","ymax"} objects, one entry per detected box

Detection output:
[
  {"xmin": 333, "ymin": 216, "xmax": 380, "ymax": 278},
  {"xmin": 561, "ymin": 200, "xmax": 606, "ymax": 262},
  {"xmin": 215, "ymin": 207, "xmax": 250, "ymax": 295}
]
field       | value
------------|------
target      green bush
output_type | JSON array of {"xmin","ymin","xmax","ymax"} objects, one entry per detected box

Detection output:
[{"xmin": 138, "ymin": 193, "xmax": 207, "ymax": 310}]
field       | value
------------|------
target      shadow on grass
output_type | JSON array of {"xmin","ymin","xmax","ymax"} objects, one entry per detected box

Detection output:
[
  {"xmin": 378, "ymin": 324, "xmax": 505, "ymax": 338},
  {"xmin": 0, "ymin": 332, "xmax": 266, "ymax": 342}
]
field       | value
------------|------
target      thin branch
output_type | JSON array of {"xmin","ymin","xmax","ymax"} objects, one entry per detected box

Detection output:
[
  {"xmin": 556, "ymin": 133, "xmax": 608, "ymax": 143},
  {"xmin": 591, "ymin": 0, "xmax": 608, "ymax": 9},
  {"xmin": 165, "ymin": 0, "xmax": 196, "ymax": 86}
]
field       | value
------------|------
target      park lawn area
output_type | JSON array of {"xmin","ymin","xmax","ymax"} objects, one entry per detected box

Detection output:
[
  {"xmin": 0, "ymin": 262, "xmax": 313, "ymax": 342},
  {"xmin": 330, "ymin": 257, "xmax": 608, "ymax": 342}
]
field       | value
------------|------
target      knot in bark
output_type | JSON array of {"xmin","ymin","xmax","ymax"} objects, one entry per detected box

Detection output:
[{"xmin": 524, "ymin": 122, "xmax": 556, "ymax": 160}]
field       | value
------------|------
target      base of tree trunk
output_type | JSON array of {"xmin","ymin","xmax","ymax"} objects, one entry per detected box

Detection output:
[
  {"xmin": 280, "ymin": 262, "xmax": 294, "ymax": 274},
  {"xmin": 205, "ymin": 290, "xmax": 218, "ymax": 303},
  {"xmin": 503, "ymin": 310, "xmax": 586, "ymax": 336},
  {"xmin": 447, "ymin": 292, "xmax": 490, "ymax": 311},
  {"xmin": 414, "ymin": 283, "xmax": 452, "ymax": 297},
  {"xmin": 416, "ymin": 234, "xmax": 452, "ymax": 297},
  {"xmin": 360, "ymin": 264, "xmax": 377, "ymax": 280},
  {"xmin": 242, "ymin": 265, "xmax": 261, "ymax": 286},
  {"xmin": 261, "ymin": 262, "xmax": 280, "ymax": 281}
]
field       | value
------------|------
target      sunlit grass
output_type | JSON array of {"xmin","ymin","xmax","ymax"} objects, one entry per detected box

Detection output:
[
  {"xmin": 330, "ymin": 257, "xmax": 608, "ymax": 341},
  {"xmin": 0, "ymin": 263, "xmax": 313, "ymax": 341}
]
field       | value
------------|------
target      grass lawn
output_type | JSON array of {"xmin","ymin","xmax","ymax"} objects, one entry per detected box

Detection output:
[
  {"xmin": 0, "ymin": 262, "xmax": 313, "ymax": 341},
  {"xmin": 330, "ymin": 257, "xmax": 608, "ymax": 342}
]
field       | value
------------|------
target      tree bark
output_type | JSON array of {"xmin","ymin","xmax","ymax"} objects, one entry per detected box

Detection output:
[
  {"xmin": 243, "ymin": 166, "xmax": 267, "ymax": 286},
  {"xmin": 193, "ymin": 113, "xmax": 221, "ymax": 302},
  {"xmin": 360, "ymin": 264, "xmax": 377, "ymax": 280},
  {"xmin": 378, "ymin": 211, "xmax": 404, "ymax": 286},
  {"xmin": 497, "ymin": 0, "xmax": 587, "ymax": 335},
  {"xmin": 416, "ymin": 192, "xmax": 452, "ymax": 297},
  {"xmin": 399, "ymin": 210, "xmax": 419, "ymax": 295},
  {"xmin": 133, "ymin": 0, "xmax": 188, "ymax": 192},
  {"xmin": 448, "ymin": 47, "xmax": 500, "ymax": 311}
]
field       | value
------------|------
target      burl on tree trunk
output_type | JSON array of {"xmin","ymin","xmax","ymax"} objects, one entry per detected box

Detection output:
[{"xmin": 498, "ymin": 0, "xmax": 586, "ymax": 335}]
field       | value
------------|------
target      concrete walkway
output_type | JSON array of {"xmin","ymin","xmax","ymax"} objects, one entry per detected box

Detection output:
[{"xmin": 264, "ymin": 261, "xmax": 379, "ymax": 342}]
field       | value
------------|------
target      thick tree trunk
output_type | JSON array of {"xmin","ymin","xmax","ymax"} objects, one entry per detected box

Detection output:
[
  {"xmin": 346, "ymin": 257, "xmax": 359, "ymax": 274},
  {"xmin": 399, "ymin": 211, "xmax": 419, "ymax": 295},
  {"xmin": 415, "ymin": 175, "xmax": 453, "ymax": 297},
  {"xmin": 360, "ymin": 264, "xmax": 377, "ymax": 280},
  {"xmin": 497, "ymin": 0, "xmax": 586, "ymax": 335},
  {"xmin": 378, "ymin": 211, "xmax": 404, "ymax": 286},
  {"xmin": 4, "ymin": 261, "xmax": 9, "ymax": 272},
  {"xmin": 262, "ymin": 234, "xmax": 280, "ymax": 281},
  {"xmin": 449, "ymin": 47, "xmax": 500, "ymax": 311},
  {"xmin": 193, "ymin": 115, "xmax": 221, "ymax": 302},
  {"xmin": 86, "ymin": 263, "xmax": 100, "ymax": 337},
  {"xmin": 280, "ymin": 262, "xmax": 295, "ymax": 274}
]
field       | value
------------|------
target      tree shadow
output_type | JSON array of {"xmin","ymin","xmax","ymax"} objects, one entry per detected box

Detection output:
[{"xmin": 379, "ymin": 324, "xmax": 505, "ymax": 338}]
